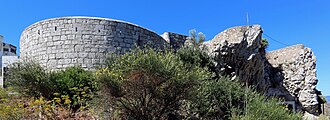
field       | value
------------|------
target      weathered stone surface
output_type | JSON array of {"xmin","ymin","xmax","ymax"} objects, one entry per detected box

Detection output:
[
  {"xmin": 204, "ymin": 25, "xmax": 321, "ymax": 118},
  {"xmin": 20, "ymin": 17, "xmax": 171, "ymax": 70},
  {"xmin": 183, "ymin": 36, "xmax": 195, "ymax": 47},
  {"xmin": 266, "ymin": 44, "xmax": 319, "ymax": 115},
  {"xmin": 160, "ymin": 32, "xmax": 187, "ymax": 50},
  {"xmin": 303, "ymin": 111, "xmax": 319, "ymax": 120},
  {"xmin": 204, "ymin": 25, "xmax": 267, "ymax": 89}
]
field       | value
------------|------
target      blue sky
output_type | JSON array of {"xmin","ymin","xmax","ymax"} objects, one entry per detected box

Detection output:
[{"xmin": 0, "ymin": 0, "xmax": 329, "ymax": 95}]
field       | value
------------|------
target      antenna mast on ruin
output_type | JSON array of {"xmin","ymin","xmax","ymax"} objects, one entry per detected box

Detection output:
[
  {"xmin": 244, "ymin": 0, "xmax": 249, "ymax": 116},
  {"xmin": 246, "ymin": 12, "xmax": 249, "ymax": 26},
  {"xmin": 246, "ymin": 0, "xmax": 251, "ymax": 26}
]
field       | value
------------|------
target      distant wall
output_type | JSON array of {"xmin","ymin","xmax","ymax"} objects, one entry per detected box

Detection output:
[
  {"xmin": 20, "ymin": 17, "xmax": 168, "ymax": 70},
  {"xmin": 161, "ymin": 32, "xmax": 188, "ymax": 50}
]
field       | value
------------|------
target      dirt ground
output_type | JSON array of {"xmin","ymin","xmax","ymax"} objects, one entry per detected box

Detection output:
[{"xmin": 319, "ymin": 103, "xmax": 330, "ymax": 119}]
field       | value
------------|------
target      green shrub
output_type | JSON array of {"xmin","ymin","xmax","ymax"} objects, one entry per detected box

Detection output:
[
  {"xmin": 0, "ymin": 91, "xmax": 95, "ymax": 120},
  {"xmin": 96, "ymin": 48, "xmax": 211, "ymax": 119},
  {"xmin": 0, "ymin": 88, "xmax": 23, "ymax": 120},
  {"xmin": 6, "ymin": 61, "xmax": 51, "ymax": 98},
  {"xmin": 176, "ymin": 47, "xmax": 218, "ymax": 78},
  {"xmin": 183, "ymin": 76, "xmax": 247, "ymax": 119},
  {"xmin": 260, "ymin": 38, "xmax": 269, "ymax": 48},
  {"xmin": 0, "ymin": 87, "xmax": 9, "ymax": 99},
  {"xmin": 5, "ymin": 45, "xmax": 302, "ymax": 120},
  {"xmin": 231, "ymin": 92, "xmax": 302, "ymax": 120},
  {"xmin": 50, "ymin": 67, "xmax": 98, "ymax": 111},
  {"xmin": 183, "ymin": 76, "xmax": 302, "ymax": 120},
  {"xmin": 7, "ymin": 62, "xmax": 98, "ymax": 111},
  {"xmin": 319, "ymin": 95, "xmax": 327, "ymax": 104}
]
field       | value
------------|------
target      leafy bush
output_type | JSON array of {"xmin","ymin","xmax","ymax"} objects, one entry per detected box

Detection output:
[
  {"xmin": 176, "ymin": 46, "xmax": 218, "ymax": 78},
  {"xmin": 96, "ymin": 48, "xmax": 211, "ymax": 119},
  {"xmin": 7, "ymin": 63, "xmax": 98, "ymax": 111},
  {"xmin": 0, "ymin": 88, "xmax": 23, "ymax": 120},
  {"xmin": 319, "ymin": 95, "xmax": 327, "ymax": 104},
  {"xmin": 50, "ymin": 67, "xmax": 98, "ymax": 111},
  {"xmin": 183, "ymin": 76, "xmax": 247, "ymax": 119},
  {"xmin": 7, "ymin": 61, "xmax": 51, "ymax": 98},
  {"xmin": 5, "ymin": 44, "xmax": 302, "ymax": 120},
  {"xmin": 231, "ymin": 92, "xmax": 302, "ymax": 120},
  {"xmin": 22, "ymin": 96, "xmax": 95, "ymax": 119},
  {"xmin": 183, "ymin": 76, "xmax": 302, "ymax": 120},
  {"xmin": 0, "ymin": 91, "xmax": 95, "ymax": 120},
  {"xmin": 260, "ymin": 38, "xmax": 269, "ymax": 48}
]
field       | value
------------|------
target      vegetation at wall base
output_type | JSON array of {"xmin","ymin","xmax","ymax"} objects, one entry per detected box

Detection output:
[
  {"xmin": 5, "ymin": 62, "xmax": 98, "ymax": 118},
  {"xmin": 182, "ymin": 76, "xmax": 302, "ymax": 120},
  {"xmin": 49, "ymin": 67, "xmax": 98, "ymax": 111},
  {"xmin": 1, "ymin": 47, "xmax": 302, "ymax": 119},
  {"xmin": 176, "ymin": 46, "xmax": 219, "ymax": 78},
  {"xmin": 96, "ymin": 48, "xmax": 211, "ymax": 119},
  {"xmin": 6, "ymin": 61, "xmax": 51, "ymax": 98}
]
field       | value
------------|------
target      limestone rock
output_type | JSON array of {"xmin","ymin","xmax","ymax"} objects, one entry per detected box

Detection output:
[
  {"xmin": 204, "ymin": 24, "xmax": 321, "ymax": 118},
  {"xmin": 204, "ymin": 25, "xmax": 268, "ymax": 89},
  {"xmin": 303, "ymin": 112, "xmax": 319, "ymax": 120},
  {"xmin": 184, "ymin": 36, "xmax": 195, "ymax": 47},
  {"xmin": 266, "ymin": 44, "xmax": 320, "ymax": 115}
]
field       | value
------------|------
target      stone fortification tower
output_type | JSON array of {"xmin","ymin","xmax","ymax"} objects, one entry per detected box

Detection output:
[{"xmin": 20, "ymin": 16, "xmax": 180, "ymax": 70}]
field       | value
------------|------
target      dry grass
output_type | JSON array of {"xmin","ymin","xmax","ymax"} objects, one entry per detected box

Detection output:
[{"xmin": 319, "ymin": 103, "xmax": 330, "ymax": 120}]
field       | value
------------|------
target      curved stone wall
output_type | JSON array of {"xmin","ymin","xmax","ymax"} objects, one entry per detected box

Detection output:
[{"xmin": 20, "ymin": 16, "xmax": 167, "ymax": 70}]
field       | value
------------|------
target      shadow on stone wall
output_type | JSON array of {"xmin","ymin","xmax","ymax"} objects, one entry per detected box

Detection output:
[
  {"xmin": 263, "ymin": 57, "xmax": 304, "ymax": 113},
  {"xmin": 264, "ymin": 47, "xmax": 322, "ymax": 116}
]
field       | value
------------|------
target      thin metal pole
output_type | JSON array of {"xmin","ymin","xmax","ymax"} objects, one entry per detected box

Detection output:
[{"xmin": 246, "ymin": 12, "xmax": 249, "ymax": 26}]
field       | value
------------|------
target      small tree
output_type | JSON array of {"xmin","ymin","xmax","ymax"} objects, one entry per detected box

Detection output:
[
  {"xmin": 50, "ymin": 67, "xmax": 98, "ymax": 111},
  {"xmin": 6, "ymin": 62, "xmax": 98, "ymax": 111},
  {"xmin": 96, "ymin": 48, "xmax": 211, "ymax": 119},
  {"xmin": 183, "ymin": 77, "xmax": 247, "ymax": 119},
  {"xmin": 189, "ymin": 29, "xmax": 206, "ymax": 47},
  {"xmin": 6, "ymin": 61, "xmax": 51, "ymax": 98},
  {"xmin": 176, "ymin": 47, "xmax": 219, "ymax": 78}
]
